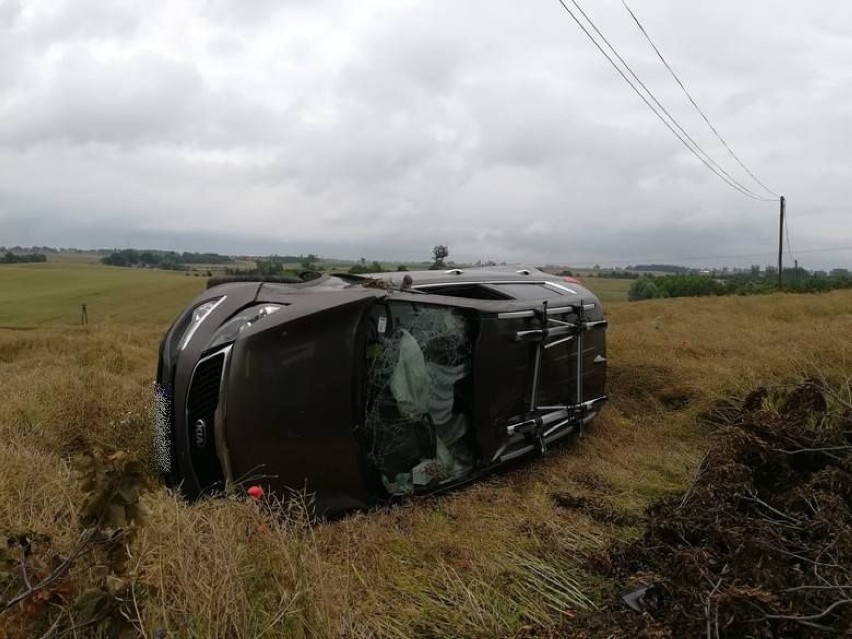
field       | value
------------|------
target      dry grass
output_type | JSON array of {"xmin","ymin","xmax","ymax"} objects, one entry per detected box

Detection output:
[{"xmin": 1, "ymin": 282, "xmax": 850, "ymax": 638}]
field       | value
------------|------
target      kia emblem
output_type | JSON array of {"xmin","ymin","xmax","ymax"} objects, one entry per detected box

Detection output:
[{"xmin": 194, "ymin": 419, "xmax": 207, "ymax": 448}]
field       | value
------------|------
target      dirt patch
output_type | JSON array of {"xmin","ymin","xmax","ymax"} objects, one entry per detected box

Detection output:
[{"xmin": 573, "ymin": 381, "xmax": 852, "ymax": 638}]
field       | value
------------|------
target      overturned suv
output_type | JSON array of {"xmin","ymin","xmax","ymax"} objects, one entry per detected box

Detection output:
[{"xmin": 155, "ymin": 268, "xmax": 607, "ymax": 516}]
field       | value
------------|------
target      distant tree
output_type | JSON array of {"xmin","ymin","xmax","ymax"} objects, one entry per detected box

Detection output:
[
  {"xmin": 255, "ymin": 259, "xmax": 283, "ymax": 276},
  {"xmin": 100, "ymin": 252, "xmax": 127, "ymax": 267},
  {"xmin": 627, "ymin": 264, "xmax": 690, "ymax": 274},
  {"xmin": 628, "ymin": 277, "xmax": 665, "ymax": 301},
  {"xmin": 431, "ymin": 245, "xmax": 449, "ymax": 269},
  {"xmin": 2, "ymin": 252, "xmax": 46, "ymax": 264},
  {"xmin": 396, "ymin": 265, "xmax": 408, "ymax": 271}
]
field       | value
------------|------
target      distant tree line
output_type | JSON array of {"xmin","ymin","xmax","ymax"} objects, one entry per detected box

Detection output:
[
  {"xmin": 1, "ymin": 252, "xmax": 47, "ymax": 264},
  {"xmin": 626, "ymin": 264, "xmax": 691, "ymax": 273},
  {"xmin": 629, "ymin": 270, "xmax": 852, "ymax": 301},
  {"xmin": 587, "ymin": 270, "xmax": 642, "ymax": 279},
  {"xmin": 100, "ymin": 249, "xmax": 233, "ymax": 270},
  {"xmin": 0, "ymin": 245, "xmax": 59, "ymax": 255},
  {"xmin": 347, "ymin": 258, "xmax": 386, "ymax": 274},
  {"xmin": 225, "ymin": 254, "xmax": 319, "ymax": 277}
]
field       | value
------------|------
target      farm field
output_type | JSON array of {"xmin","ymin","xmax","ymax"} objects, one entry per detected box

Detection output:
[
  {"xmin": 0, "ymin": 262, "xmax": 205, "ymax": 328},
  {"xmin": 0, "ymin": 262, "xmax": 850, "ymax": 638},
  {"xmin": 573, "ymin": 276, "xmax": 633, "ymax": 302}
]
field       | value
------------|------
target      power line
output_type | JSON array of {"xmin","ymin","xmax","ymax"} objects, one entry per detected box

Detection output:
[
  {"xmin": 785, "ymin": 245, "xmax": 852, "ymax": 255},
  {"xmin": 552, "ymin": 0, "xmax": 776, "ymax": 202},
  {"xmin": 562, "ymin": 0, "xmax": 773, "ymax": 203},
  {"xmin": 620, "ymin": 0, "xmax": 780, "ymax": 199}
]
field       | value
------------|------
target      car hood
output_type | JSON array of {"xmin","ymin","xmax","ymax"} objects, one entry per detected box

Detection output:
[{"xmin": 218, "ymin": 291, "xmax": 382, "ymax": 513}]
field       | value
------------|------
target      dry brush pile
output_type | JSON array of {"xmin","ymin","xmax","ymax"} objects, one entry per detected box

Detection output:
[{"xmin": 577, "ymin": 381, "xmax": 852, "ymax": 638}]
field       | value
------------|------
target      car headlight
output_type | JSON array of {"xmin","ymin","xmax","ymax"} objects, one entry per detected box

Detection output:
[
  {"xmin": 207, "ymin": 304, "xmax": 284, "ymax": 350},
  {"xmin": 178, "ymin": 297, "xmax": 226, "ymax": 351}
]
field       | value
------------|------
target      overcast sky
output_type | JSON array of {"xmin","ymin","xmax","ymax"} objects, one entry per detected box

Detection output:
[{"xmin": 1, "ymin": 0, "xmax": 850, "ymax": 268}]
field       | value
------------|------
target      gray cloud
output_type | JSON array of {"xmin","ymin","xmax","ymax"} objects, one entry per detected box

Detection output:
[
  {"xmin": 1, "ymin": 50, "xmax": 203, "ymax": 145},
  {"xmin": 0, "ymin": 0, "xmax": 850, "ymax": 269}
]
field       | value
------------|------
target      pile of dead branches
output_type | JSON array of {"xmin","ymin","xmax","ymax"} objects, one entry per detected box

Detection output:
[{"xmin": 589, "ymin": 381, "xmax": 852, "ymax": 638}]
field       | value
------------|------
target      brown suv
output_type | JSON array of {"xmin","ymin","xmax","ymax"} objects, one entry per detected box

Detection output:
[{"xmin": 155, "ymin": 268, "xmax": 607, "ymax": 516}]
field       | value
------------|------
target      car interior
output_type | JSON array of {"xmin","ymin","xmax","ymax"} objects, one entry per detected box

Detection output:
[{"xmin": 362, "ymin": 301, "xmax": 477, "ymax": 494}]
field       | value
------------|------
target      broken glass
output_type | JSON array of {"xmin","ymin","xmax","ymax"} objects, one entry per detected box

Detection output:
[{"xmin": 364, "ymin": 304, "xmax": 474, "ymax": 494}]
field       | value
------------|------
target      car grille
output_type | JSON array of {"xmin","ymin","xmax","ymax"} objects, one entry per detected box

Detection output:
[{"xmin": 186, "ymin": 350, "xmax": 227, "ymax": 492}]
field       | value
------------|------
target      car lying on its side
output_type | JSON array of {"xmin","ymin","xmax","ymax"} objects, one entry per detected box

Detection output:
[{"xmin": 155, "ymin": 267, "xmax": 607, "ymax": 516}]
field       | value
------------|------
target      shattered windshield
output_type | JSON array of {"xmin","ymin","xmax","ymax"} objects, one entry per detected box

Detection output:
[{"xmin": 363, "ymin": 303, "xmax": 475, "ymax": 495}]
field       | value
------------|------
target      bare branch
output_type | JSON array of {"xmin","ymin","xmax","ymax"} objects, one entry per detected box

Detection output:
[
  {"xmin": 784, "ymin": 584, "xmax": 852, "ymax": 593},
  {"xmin": 704, "ymin": 577, "xmax": 723, "ymax": 639},
  {"xmin": 0, "ymin": 529, "xmax": 95, "ymax": 613},
  {"xmin": 19, "ymin": 554, "xmax": 32, "ymax": 591},
  {"xmin": 740, "ymin": 491, "xmax": 801, "ymax": 525},
  {"xmin": 772, "ymin": 445, "xmax": 852, "ymax": 454},
  {"xmin": 766, "ymin": 598, "xmax": 852, "ymax": 623},
  {"xmin": 679, "ymin": 450, "xmax": 710, "ymax": 509},
  {"xmin": 35, "ymin": 613, "xmax": 63, "ymax": 639}
]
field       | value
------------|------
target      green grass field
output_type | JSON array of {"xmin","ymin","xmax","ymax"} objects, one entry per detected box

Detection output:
[
  {"xmin": 576, "ymin": 276, "xmax": 633, "ymax": 303},
  {"xmin": 0, "ymin": 262, "xmax": 205, "ymax": 327},
  {"xmin": 1, "ymin": 260, "xmax": 850, "ymax": 638}
]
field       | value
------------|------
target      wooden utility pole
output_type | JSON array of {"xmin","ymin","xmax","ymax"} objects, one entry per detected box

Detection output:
[{"xmin": 777, "ymin": 195, "xmax": 786, "ymax": 289}]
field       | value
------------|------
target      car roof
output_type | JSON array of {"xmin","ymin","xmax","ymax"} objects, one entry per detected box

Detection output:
[{"xmin": 205, "ymin": 267, "xmax": 600, "ymax": 309}]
